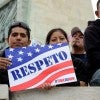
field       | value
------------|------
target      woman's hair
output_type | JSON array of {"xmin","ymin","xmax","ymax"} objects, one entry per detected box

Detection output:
[{"xmin": 45, "ymin": 28, "xmax": 68, "ymax": 44}]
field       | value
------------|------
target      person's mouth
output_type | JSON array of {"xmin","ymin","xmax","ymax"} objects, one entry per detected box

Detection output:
[{"xmin": 13, "ymin": 43, "xmax": 23, "ymax": 47}]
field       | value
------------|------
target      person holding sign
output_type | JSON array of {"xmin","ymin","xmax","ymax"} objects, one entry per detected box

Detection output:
[
  {"xmin": 84, "ymin": 0, "xmax": 100, "ymax": 86},
  {"xmin": 0, "ymin": 21, "xmax": 31, "ymax": 85},
  {"xmin": 45, "ymin": 28, "xmax": 88, "ymax": 86}
]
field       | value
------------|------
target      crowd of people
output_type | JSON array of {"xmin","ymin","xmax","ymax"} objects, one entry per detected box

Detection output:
[{"xmin": 0, "ymin": 0, "xmax": 100, "ymax": 90}]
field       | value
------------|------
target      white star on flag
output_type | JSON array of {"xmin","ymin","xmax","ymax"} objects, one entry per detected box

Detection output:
[
  {"xmin": 8, "ymin": 54, "xmax": 13, "ymax": 59},
  {"xmin": 41, "ymin": 45, "xmax": 45, "ymax": 47},
  {"xmin": 27, "ymin": 52, "xmax": 32, "ymax": 57},
  {"xmin": 35, "ymin": 48, "xmax": 40, "ymax": 52},
  {"xmin": 48, "ymin": 45, "xmax": 53, "ymax": 49},
  {"xmin": 57, "ymin": 43, "xmax": 62, "ymax": 46},
  {"xmin": 18, "ymin": 50, "xmax": 24, "ymax": 55},
  {"xmin": 17, "ymin": 57, "xmax": 23, "ymax": 62},
  {"xmin": 9, "ymin": 48, "xmax": 14, "ymax": 52}
]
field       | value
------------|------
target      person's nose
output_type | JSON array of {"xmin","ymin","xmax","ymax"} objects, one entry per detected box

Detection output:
[
  {"xmin": 16, "ymin": 35, "xmax": 21, "ymax": 40},
  {"xmin": 57, "ymin": 39, "xmax": 62, "ymax": 43},
  {"xmin": 75, "ymin": 36, "xmax": 79, "ymax": 39}
]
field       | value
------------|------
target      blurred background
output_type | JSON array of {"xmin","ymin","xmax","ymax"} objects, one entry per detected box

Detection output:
[{"xmin": 0, "ymin": 0, "xmax": 96, "ymax": 54}]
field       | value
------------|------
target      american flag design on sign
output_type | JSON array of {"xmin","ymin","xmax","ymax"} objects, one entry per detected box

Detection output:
[{"xmin": 5, "ymin": 43, "xmax": 77, "ymax": 91}]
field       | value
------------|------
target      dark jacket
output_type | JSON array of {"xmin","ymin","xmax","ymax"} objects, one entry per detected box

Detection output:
[
  {"xmin": 0, "ymin": 51, "xmax": 9, "ymax": 85},
  {"xmin": 72, "ymin": 54, "xmax": 87, "ymax": 64},
  {"xmin": 84, "ymin": 19, "xmax": 100, "ymax": 80}
]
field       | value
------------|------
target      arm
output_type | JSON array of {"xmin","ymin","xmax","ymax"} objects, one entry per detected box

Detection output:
[
  {"xmin": 84, "ymin": 25, "xmax": 100, "ymax": 69},
  {"xmin": 0, "ymin": 51, "xmax": 11, "ymax": 85},
  {"xmin": 72, "ymin": 56, "xmax": 88, "ymax": 86}
]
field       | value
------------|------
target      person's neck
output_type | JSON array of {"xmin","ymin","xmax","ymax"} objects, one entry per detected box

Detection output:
[{"xmin": 72, "ymin": 48, "xmax": 85, "ymax": 54}]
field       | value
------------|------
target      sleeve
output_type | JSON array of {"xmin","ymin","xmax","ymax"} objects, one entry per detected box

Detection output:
[
  {"xmin": 84, "ymin": 25, "xmax": 100, "ymax": 81},
  {"xmin": 0, "ymin": 69, "xmax": 9, "ymax": 85},
  {"xmin": 72, "ymin": 57, "xmax": 88, "ymax": 84},
  {"xmin": 0, "ymin": 50, "xmax": 9, "ymax": 85},
  {"xmin": 84, "ymin": 25, "xmax": 100, "ymax": 69}
]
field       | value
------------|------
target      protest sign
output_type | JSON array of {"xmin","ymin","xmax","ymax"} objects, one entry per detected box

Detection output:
[{"xmin": 5, "ymin": 43, "xmax": 77, "ymax": 91}]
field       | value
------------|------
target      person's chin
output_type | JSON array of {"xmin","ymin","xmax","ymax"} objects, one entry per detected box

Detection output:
[{"xmin": 11, "ymin": 45, "xmax": 23, "ymax": 48}]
